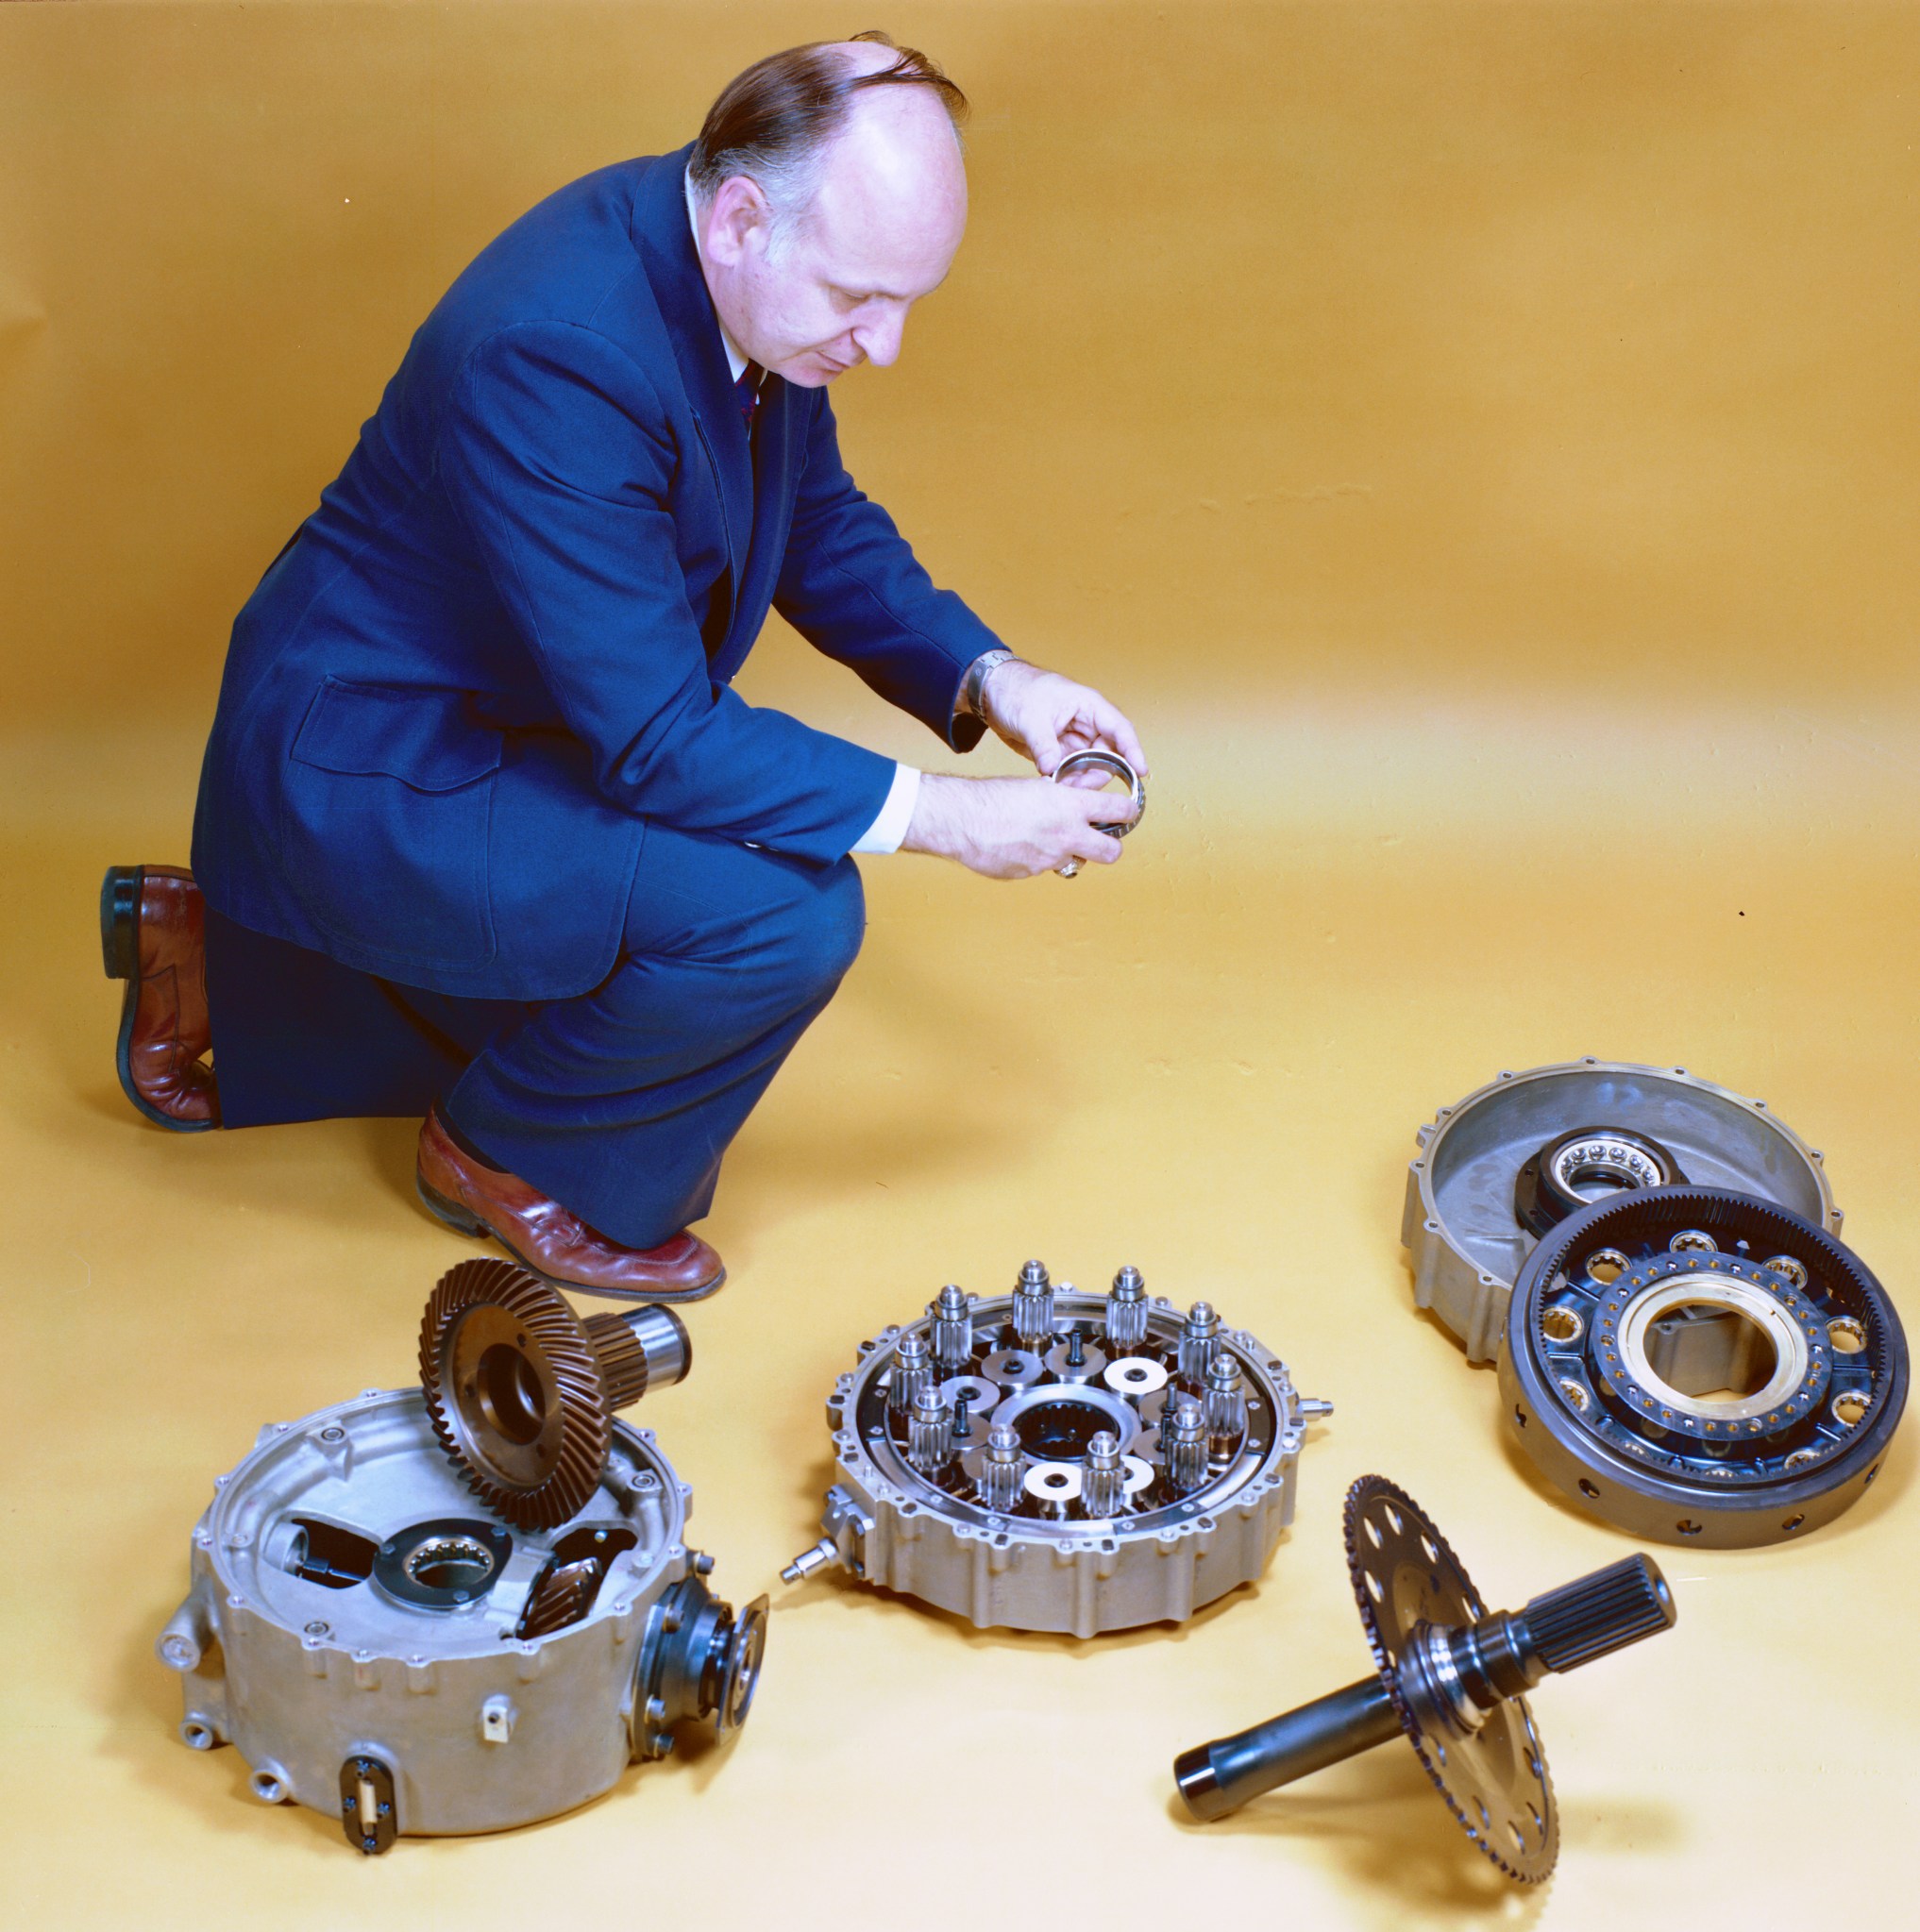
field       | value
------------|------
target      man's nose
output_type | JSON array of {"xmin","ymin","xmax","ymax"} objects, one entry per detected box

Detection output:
[{"xmin": 851, "ymin": 307, "xmax": 907, "ymax": 369}]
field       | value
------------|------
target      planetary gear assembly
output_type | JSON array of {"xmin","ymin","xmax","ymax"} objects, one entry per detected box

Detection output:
[
  {"xmin": 1173, "ymin": 1476, "xmax": 1677, "ymax": 1882},
  {"xmin": 156, "ymin": 1261, "xmax": 766, "ymax": 1851},
  {"xmin": 1500, "ymin": 1186, "xmax": 1908, "ymax": 1545},
  {"xmin": 782, "ymin": 1262, "xmax": 1331, "ymax": 1636},
  {"xmin": 1402, "ymin": 1060, "xmax": 1841, "ymax": 1362}
]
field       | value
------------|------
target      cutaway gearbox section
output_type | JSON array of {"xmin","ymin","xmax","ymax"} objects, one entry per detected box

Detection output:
[
  {"xmin": 783, "ymin": 1261, "xmax": 1331, "ymax": 1636},
  {"xmin": 157, "ymin": 1261, "xmax": 765, "ymax": 1851}
]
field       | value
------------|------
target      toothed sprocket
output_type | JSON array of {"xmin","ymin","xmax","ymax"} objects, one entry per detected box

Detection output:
[{"xmin": 1343, "ymin": 1475, "xmax": 1558, "ymax": 1883}]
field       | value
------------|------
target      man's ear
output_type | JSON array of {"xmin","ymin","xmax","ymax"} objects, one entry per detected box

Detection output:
[{"xmin": 705, "ymin": 176, "xmax": 773, "ymax": 267}]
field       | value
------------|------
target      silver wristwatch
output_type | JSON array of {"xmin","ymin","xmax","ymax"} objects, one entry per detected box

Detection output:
[{"xmin": 957, "ymin": 647, "xmax": 1019, "ymax": 721}]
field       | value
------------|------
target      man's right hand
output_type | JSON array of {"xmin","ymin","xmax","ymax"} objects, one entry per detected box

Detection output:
[{"xmin": 901, "ymin": 774, "xmax": 1139, "ymax": 879}]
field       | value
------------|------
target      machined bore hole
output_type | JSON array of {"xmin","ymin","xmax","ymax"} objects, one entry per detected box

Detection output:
[
  {"xmin": 474, "ymin": 1342, "xmax": 547, "ymax": 1446},
  {"xmin": 1669, "ymin": 1230, "xmax": 1717, "ymax": 1255},
  {"xmin": 1781, "ymin": 1514, "xmax": 1805, "ymax": 1532},
  {"xmin": 1643, "ymin": 1303, "xmax": 1777, "ymax": 1402},
  {"xmin": 1559, "ymin": 1379, "xmax": 1591, "ymax": 1414},
  {"xmin": 1419, "ymin": 1534, "xmax": 1439, "ymax": 1564},
  {"xmin": 1828, "ymin": 1318, "xmax": 1867, "ymax": 1355},
  {"xmin": 249, "ymin": 1771, "xmax": 287, "ymax": 1804},
  {"xmin": 1763, "ymin": 1254, "xmax": 1810, "ymax": 1291},
  {"xmin": 1783, "ymin": 1448, "xmax": 1821, "ymax": 1471},
  {"xmin": 1833, "ymin": 1392, "xmax": 1872, "ymax": 1427},
  {"xmin": 1578, "ymin": 1478, "xmax": 1600, "ymax": 1498},
  {"xmin": 1541, "ymin": 1306, "xmax": 1584, "ymax": 1346},
  {"xmin": 404, "ymin": 1535, "xmax": 497, "ymax": 1592},
  {"xmin": 1011, "ymin": 1402, "xmax": 1116, "ymax": 1461},
  {"xmin": 1586, "ymin": 1249, "xmax": 1630, "ymax": 1285},
  {"xmin": 1382, "ymin": 1504, "xmax": 1403, "ymax": 1535},
  {"xmin": 1510, "ymin": 1823, "xmax": 1526, "ymax": 1853},
  {"xmin": 1676, "ymin": 1519, "xmax": 1704, "ymax": 1537},
  {"xmin": 1364, "ymin": 1571, "xmax": 1383, "ymax": 1604},
  {"xmin": 180, "ymin": 1722, "xmax": 214, "ymax": 1751},
  {"xmin": 1363, "ymin": 1517, "xmax": 1382, "ymax": 1549}
]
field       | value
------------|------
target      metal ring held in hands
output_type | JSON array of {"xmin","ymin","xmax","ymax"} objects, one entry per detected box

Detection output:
[{"xmin": 1051, "ymin": 749, "xmax": 1146, "ymax": 879}]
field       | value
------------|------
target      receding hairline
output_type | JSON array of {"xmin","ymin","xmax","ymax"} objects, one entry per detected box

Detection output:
[{"xmin": 688, "ymin": 32, "xmax": 968, "ymax": 214}]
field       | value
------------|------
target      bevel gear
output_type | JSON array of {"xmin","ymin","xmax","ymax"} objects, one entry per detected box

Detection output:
[{"xmin": 419, "ymin": 1258, "xmax": 691, "ymax": 1530}]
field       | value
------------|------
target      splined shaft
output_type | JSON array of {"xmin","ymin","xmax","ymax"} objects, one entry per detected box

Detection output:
[
  {"xmin": 1174, "ymin": 1552, "xmax": 1676, "ymax": 1823},
  {"xmin": 1105, "ymin": 1265, "xmax": 1150, "ymax": 1350},
  {"xmin": 907, "ymin": 1386, "xmax": 952, "ymax": 1474},
  {"xmin": 1178, "ymin": 1302, "xmax": 1222, "ymax": 1386},
  {"xmin": 1012, "ymin": 1259, "xmax": 1054, "ymax": 1348},
  {"xmin": 1082, "ymin": 1432, "xmax": 1127, "ymax": 1517},
  {"xmin": 1163, "ymin": 1399, "xmax": 1210, "ymax": 1493},
  {"xmin": 888, "ymin": 1332, "xmax": 934, "ymax": 1415},
  {"xmin": 1203, "ymin": 1354, "xmax": 1247, "ymax": 1447},
  {"xmin": 929, "ymin": 1285, "xmax": 973, "ymax": 1372},
  {"xmin": 976, "ymin": 1424, "xmax": 1024, "ymax": 1512}
]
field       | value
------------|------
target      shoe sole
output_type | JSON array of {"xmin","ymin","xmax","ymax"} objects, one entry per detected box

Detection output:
[
  {"xmin": 101, "ymin": 865, "xmax": 216, "ymax": 1134},
  {"xmin": 414, "ymin": 1172, "xmax": 727, "ymax": 1304}
]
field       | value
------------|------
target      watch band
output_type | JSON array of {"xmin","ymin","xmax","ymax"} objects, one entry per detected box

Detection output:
[{"xmin": 957, "ymin": 648, "xmax": 1019, "ymax": 721}]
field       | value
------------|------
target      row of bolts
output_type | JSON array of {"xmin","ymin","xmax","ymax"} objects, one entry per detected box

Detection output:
[{"xmin": 887, "ymin": 1263, "xmax": 1249, "ymax": 1513}]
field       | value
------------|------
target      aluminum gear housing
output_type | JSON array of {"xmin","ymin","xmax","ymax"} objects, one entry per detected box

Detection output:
[
  {"xmin": 1402, "ymin": 1059, "xmax": 1840, "ymax": 1362},
  {"xmin": 156, "ymin": 1387, "xmax": 762, "ymax": 1849},
  {"xmin": 783, "ymin": 1271, "xmax": 1329, "ymax": 1638}
]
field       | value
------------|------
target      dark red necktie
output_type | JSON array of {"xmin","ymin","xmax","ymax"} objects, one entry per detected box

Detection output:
[{"xmin": 735, "ymin": 361, "xmax": 763, "ymax": 434}]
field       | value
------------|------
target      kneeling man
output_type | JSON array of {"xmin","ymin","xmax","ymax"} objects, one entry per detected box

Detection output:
[{"xmin": 105, "ymin": 35, "xmax": 1144, "ymax": 1300}]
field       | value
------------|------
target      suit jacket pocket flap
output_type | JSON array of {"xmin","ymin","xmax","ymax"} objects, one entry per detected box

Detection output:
[{"xmin": 291, "ymin": 679, "xmax": 503, "ymax": 792}]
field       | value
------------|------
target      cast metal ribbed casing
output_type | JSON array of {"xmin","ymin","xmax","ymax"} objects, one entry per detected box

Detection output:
[
  {"xmin": 787, "ymin": 1277, "xmax": 1328, "ymax": 1638},
  {"xmin": 156, "ymin": 1387, "xmax": 714, "ymax": 1840},
  {"xmin": 1402, "ymin": 1059, "xmax": 1841, "ymax": 1363}
]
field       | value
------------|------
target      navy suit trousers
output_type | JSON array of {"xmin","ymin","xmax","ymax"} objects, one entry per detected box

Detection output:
[{"xmin": 206, "ymin": 824, "xmax": 865, "ymax": 1249}]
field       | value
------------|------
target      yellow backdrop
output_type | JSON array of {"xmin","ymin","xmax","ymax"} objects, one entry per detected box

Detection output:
[{"xmin": 3, "ymin": 4, "xmax": 1914, "ymax": 1928}]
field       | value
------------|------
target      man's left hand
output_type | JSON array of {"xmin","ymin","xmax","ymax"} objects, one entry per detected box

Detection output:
[{"xmin": 980, "ymin": 660, "xmax": 1150, "ymax": 782}]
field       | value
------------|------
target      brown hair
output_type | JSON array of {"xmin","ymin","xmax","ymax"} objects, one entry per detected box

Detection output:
[{"xmin": 689, "ymin": 31, "xmax": 968, "ymax": 211}]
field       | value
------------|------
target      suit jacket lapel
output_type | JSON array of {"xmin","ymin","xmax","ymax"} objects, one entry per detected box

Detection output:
[{"xmin": 630, "ymin": 146, "xmax": 753, "ymax": 615}]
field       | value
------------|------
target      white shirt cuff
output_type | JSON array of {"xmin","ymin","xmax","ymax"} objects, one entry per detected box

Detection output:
[{"xmin": 851, "ymin": 764, "xmax": 921, "ymax": 854}]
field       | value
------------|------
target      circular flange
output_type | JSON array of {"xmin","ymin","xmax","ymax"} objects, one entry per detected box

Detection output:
[
  {"xmin": 1404, "ymin": 1060, "xmax": 1841, "ymax": 1362},
  {"xmin": 1501, "ymin": 1186, "xmax": 1907, "ymax": 1546},
  {"xmin": 1344, "ymin": 1476, "xmax": 1557, "ymax": 1884}
]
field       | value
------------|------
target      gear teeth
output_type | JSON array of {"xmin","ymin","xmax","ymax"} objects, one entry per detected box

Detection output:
[
  {"xmin": 517, "ymin": 1557, "xmax": 604, "ymax": 1638},
  {"xmin": 417, "ymin": 1257, "xmax": 613, "ymax": 1530},
  {"xmin": 582, "ymin": 1313, "xmax": 651, "ymax": 1412}
]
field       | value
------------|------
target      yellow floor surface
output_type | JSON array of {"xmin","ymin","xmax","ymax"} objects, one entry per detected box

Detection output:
[{"xmin": 6, "ymin": 3, "xmax": 1919, "ymax": 1927}]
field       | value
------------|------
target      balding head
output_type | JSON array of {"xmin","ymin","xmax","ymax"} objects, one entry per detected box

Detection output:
[{"xmin": 691, "ymin": 37, "xmax": 970, "ymax": 386}]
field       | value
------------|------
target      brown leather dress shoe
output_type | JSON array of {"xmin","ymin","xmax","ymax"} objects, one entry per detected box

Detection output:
[
  {"xmin": 101, "ymin": 865, "xmax": 219, "ymax": 1131},
  {"xmin": 414, "ymin": 1106, "xmax": 725, "ymax": 1302}
]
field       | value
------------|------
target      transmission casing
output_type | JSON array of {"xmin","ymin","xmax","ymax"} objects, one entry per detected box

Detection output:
[
  {"xmin": 784, "ymin": 1268, "xmax": 1329, "ymax": 1638},
  {"xmin": 157, "ymin": 1386, "xmax": 761, "ymax": 1848}
]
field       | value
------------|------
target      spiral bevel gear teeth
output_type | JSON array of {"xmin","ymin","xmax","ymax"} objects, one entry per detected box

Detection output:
[{"xmin": 418, "ymin": 1257, "xmax": 613, "ymax": 1531}]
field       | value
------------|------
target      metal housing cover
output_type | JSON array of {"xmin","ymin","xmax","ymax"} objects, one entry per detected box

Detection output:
[
  {"xmin": 157, "ymin": 1387, "xmax": 747, "ymax": 1844},
  {"xmin": 1403, "ymin": 1059, "xmax": 1840, "ymax": 1361}
]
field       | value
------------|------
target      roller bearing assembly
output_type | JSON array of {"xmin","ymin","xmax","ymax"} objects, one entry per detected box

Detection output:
[
  {"xmin": 783, "ymin": 1261, "xmax": 1331, "ymax": 1635},
  {"xmin": 156, "ymin": 1261, "xmax": 765, "ymax": 1851},
  {"xmin": 1501, "ymin": 1185, "xmax": 1908, "ymax": 1546},
  {"xmin": 1403, "ymin": 1059, "xmax": 1841, "ymax": 1362}
]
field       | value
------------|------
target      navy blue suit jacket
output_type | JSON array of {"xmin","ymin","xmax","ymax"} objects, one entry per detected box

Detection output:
[{"xmin": 193, "ymin": 145, "xmax": 998, "ymax": 1000}]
